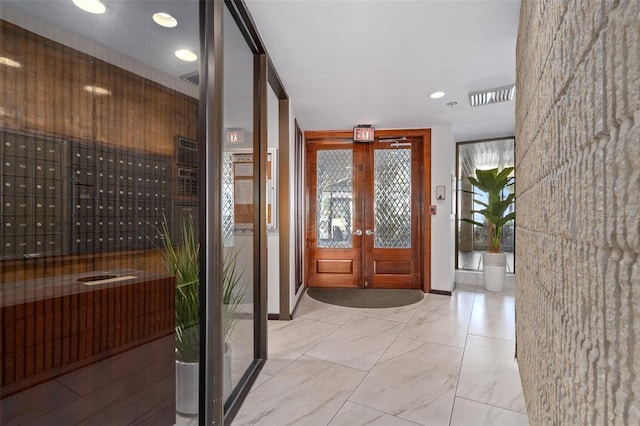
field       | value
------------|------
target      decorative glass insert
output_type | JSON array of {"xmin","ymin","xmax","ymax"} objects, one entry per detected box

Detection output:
[
  {"xmin": 222, "ymin": 151, "xmax": 234, "ymax": 247},
  {"xmin": 316, "ymin": 150, "xmax": 353, "ymax": 248},
  {"xmin": 374, "ymin": 149, "xmax": 411, "ymax": 248}
]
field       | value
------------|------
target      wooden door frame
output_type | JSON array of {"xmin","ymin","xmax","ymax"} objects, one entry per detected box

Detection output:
[{"xmin": 304, "ymin": 129, "xmax": 431, "ymax": 292}]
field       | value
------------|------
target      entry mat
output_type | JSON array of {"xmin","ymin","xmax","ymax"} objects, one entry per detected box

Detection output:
[{"xmin": 307, "ymin": 288, "xmax": 424, "ymax": 309}]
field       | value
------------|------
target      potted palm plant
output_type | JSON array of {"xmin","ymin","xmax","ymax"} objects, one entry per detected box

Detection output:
[
  {"xmin": 160, "ymin": 216, "xmax": 245, "ymax": 415},
  {"xmin": 462, "ymin": 167, "xmax": 515, "ymax": 292}
]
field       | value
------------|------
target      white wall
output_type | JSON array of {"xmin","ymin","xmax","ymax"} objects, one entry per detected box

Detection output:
[
  {"xmin": 266, "ymin": 91, "xmax": 304, "ymax": 318},
  {"xmin": 430, "ymin": 125, "xmax": 455, "ymax": 292},
  {"xmin": 266, "ymin": 87, "xmax": 280, "ymax": 315}
]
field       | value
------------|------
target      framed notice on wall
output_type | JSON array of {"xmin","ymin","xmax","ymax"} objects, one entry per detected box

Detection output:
[{"xmin": 230, "ymin": 148, "xmax": 277, "ymax": 230}]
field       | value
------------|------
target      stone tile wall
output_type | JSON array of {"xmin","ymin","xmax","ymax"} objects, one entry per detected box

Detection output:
[{"xmin": 515, "ymin": 0, "xmax": 639, "ymax": 424}]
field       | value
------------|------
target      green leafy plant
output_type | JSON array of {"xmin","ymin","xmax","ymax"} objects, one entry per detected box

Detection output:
[
  {"xmin": 160, "ymin": 216, "xmax": 245, "ymax": 363},
  {"xmin": 462, "ymin": 167, "xmax": 515, "ymax": 253},
  {"xmin": 222, "ymin": 247, "xmax": 245, "ymax": 343},
  {"xmin": 161, "ymin": 216, "xmax": 200, "ymax": 363}
]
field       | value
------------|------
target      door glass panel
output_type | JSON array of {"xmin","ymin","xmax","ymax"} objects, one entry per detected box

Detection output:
[
  {"xmin": 222, "ymin": 4, "xmax": 254, "ymax": 406},
  {"xmin": 222, "ymin": 152, "xmax": 235, "ymax": 247},
  {"xmin": 374, "ymin": 149, "xmax": 411, "ymax": 248},
  {"xmin": 316, "ymin": 150, "xmax": 353, "ymax": 248}
]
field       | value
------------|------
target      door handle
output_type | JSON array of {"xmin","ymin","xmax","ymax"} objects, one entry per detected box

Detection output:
[
  {"xmin": 353, "ymin": 229, "xmax": 362, "ymax": 236},
  {"xmin": 365, "ymin": 229, "xmax": 375, "ymax": 236}
]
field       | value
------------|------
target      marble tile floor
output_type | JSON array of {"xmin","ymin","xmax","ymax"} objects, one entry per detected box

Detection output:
[{"xmin": 230, "ymin": 282, "xmax": 528, "ymax": 426}]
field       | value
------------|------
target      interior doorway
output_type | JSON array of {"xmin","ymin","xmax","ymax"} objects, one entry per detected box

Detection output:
[{"xmin": 305, "ymin": 131, "xmax": 429, "ymax": 290}]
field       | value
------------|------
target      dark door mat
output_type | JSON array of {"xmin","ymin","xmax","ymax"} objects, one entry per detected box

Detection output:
[{"xmin": 307, "ymin": 288, "xmax": 424, "ymax": 309}]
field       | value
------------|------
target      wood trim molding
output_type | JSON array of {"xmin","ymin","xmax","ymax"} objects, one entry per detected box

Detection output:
[
  {"xmin": 200, "ymin": 0, "xmax": 225, "ymax": 422},
  {"xmin": 253, "ymin": 54, "xmax": 269, "ymax": 360},
  {"xmin": 278, "ymin": 98, "xmax": 291, "ymax": 320},
  {"xmin": 294, "ymin": 120, "xmax": 305, "ymax": 295},
  {"xmin": 305, "ymin": 128, "xmax": 433, "ymax": 142},
  {"xmin": 224, "ymin": 0, "xmax": 266, "ymax": 54},
  {"xmin": 422, "ymin": 130, "xmax": 432, "ymax": 292},
  {"xmin": 268, "ymin": 58, "xmax": 288, "ymax": 99}
]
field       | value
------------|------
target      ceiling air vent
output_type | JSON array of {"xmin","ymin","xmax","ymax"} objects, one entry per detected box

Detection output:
[
  {"xmin": 469, "ymin": 84, "xmax": 515, "ymax": 107},
  {"xmin": 179, "ymin": 70, "xmax": 199, "ymax": 86}
]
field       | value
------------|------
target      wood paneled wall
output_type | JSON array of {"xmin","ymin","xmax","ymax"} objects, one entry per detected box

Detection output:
[
  {"xmin": 0, "ymin": 20, "xmax": 197, "ymax": 154},
  {"xmin": 0, "ymin": 20, "xmax": 198, "ymax": 282},
  {"xmin": 1, "ymin": 275, "xmax": 175, "ymax": 397}
]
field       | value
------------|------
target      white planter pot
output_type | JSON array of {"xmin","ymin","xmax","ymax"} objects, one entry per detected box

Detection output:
[
  {"xmin": 483, "ymin": 252, "xmax": 506, "ymax": 292},
  {"xmin": 176, "ymin": 360, "xmax": 199, "ymax": 416},
  {"xmin": 175, "ymin": 347, "xmax": 232, "ymax": 416}
]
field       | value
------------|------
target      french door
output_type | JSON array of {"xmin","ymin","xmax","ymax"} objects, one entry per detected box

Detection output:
[{"xmin": 306, "ymin": 137, "xmax": 423, "ymax": 289}]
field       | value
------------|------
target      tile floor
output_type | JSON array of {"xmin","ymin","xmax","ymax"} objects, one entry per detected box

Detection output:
[{"xmin": 231, "ymin": 282, "xmax": 528, "ymax": 426}]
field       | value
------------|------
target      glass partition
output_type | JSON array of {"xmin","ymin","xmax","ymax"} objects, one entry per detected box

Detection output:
[
  {"xmin": 0, "ymin": 1, "xmax": 201, "ymax": 423},
  {"xmin": 222, "ymin": 4, "xmax": 255, "ymax": 407},
  {"xmin": 456, "ymin": 138, "xmax": 515, "ymax": 272}
]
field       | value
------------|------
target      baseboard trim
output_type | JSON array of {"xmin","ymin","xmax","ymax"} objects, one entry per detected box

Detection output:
[
  {"xmin": 429, "ymin": 289, "xmax": 452, "ymax": 296},
  {"xmin": 267, "ymin": 313, "xmax": 280, "ymax": 320},
  {"xmin": 289, "ymin": 287, "xmax": 306, "ymax": 320}
]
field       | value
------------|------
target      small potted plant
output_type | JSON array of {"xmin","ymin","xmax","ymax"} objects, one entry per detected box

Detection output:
[
  {"xmin": 462, "ymin": 167, "xmax": 515, "ymax": 292},
  {"xmin": 160, "ymin": 216, "xmax": 199, "ymax": 415},
  {"xmin": 160, "ymin": 216, "xmax": 245, "ymax": 415}
]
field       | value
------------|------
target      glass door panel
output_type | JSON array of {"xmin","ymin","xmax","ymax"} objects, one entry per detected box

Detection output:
[
  {"xmin": 222, "ymin": 4, "xmax": 255, "ymax": 407},
  {"xmin": 373, "ymin": 149, "xmax": 412, "ymax": 249},
  {"xmin": 316, "ymin": 150, "xmax": 353, "ymax": 249}
]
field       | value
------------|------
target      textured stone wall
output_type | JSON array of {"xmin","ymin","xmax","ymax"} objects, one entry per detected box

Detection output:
[{"xmin": 515, "ymin": 0, "xmax": 639, "ymax": 424}]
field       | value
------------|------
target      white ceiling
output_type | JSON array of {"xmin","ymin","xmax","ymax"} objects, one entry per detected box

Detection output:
[
  {"xmin": 245, "ymin": 0, "xmax": 521, "ymax": 141},
  {"xmin": 1, "ymin": 0, "xmax": 520, "ymax": 142}
]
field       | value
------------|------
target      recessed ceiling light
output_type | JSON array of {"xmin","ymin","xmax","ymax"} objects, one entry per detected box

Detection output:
[
  {"xmin": 72, "ymin": 0, "xmax": 106, "ymax": 14},
  {"xmin": 152, "ymin": 12, "xmax": 177, "ymax": 28},
  {"xmin": 0, "ymin": 57, "xmax": 22, "ymax": 68},
  {"xmin": 175, "ymin": 49, "xmax": 198, "ymax": 62},
  {"xmin": 84, "ymin": 85, "xmax": 111, "ymax": 95},
  {"xmin": 430, "ymin": 91, "xmax": 445, "ymax": 99}
]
